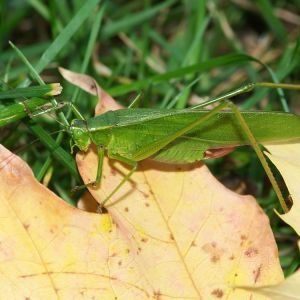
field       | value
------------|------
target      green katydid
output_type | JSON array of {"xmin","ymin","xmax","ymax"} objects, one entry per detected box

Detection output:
[
  {"xmin": 1, "ymin": 81, "xmax": 300, "ymax": 212},
  {"xmin": 62, "ymin": 82, "xmax": 299, "ymax": 212}
]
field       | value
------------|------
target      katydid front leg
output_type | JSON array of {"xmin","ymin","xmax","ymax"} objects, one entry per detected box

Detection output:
[{"xmin": 72, "ymin": 145, "xmax": 105, "ymax": 192}]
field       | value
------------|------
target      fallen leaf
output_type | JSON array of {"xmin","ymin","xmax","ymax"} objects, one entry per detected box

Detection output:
[
  {"xmin": 264, "ymin": 143, "xmax": 300, "ymax": 235},
  {"xmin": 0, "ymin": 144, "xmax": 284, "ymax": 299}
]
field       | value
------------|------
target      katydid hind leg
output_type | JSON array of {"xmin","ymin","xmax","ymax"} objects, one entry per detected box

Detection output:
[{"xmin": 224, "ymin": 100, "xmax": 288, "ymax": 213}]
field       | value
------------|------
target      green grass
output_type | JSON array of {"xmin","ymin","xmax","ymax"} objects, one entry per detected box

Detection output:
[{"xmin": 1, "ymin": 0, "xmax": 300, "ymax": 276}]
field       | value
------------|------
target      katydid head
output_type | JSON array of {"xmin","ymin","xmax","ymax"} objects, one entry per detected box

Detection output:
[{"xmin": 69, "ymin": 119, "xmax": 91, "ymax": 152}]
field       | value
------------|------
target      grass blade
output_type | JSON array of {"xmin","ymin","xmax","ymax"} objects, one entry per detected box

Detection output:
[
  {"xmin": 108, "ymin": 53, "xmax": 258, "ymax": 96},
  {"xmin": 102, "ymin": 0, "xmax": 175, "ymax": 38},
  {"xmin": 35, "ymin": 0, "xmax": 101, "ymax": 74},
  {"xmin": 0, "ymin": 83, "xmax": 62, "ymax": 100}
]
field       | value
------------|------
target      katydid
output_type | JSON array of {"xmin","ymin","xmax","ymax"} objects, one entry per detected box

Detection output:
[
  {"xmin": 64, "ymin": 82, "xmax": 300, "ymax": 212},
  {"xmin": 1, "ymin": 81, "xmax": 300, "ymax": 212}
]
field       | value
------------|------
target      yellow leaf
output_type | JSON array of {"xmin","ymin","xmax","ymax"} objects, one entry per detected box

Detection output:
[
  {"xmin": 0, "ymin": 144, "xmax": 284, "ymax": 299},
  {"xmin": 264, "ymin": 143, "xmax": 300, "ymax": 235}
]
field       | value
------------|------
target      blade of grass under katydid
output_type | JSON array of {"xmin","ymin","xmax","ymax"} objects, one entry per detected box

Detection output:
[
  {"xmin": 102, "ymin": 0, "xmax": 176, "ymax": 38},
  {"xmin": 256, "ymin": 0, "xmax": 287, "ymax": 43}
]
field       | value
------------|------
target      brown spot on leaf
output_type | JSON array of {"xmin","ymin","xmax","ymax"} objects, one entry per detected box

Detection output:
[
  {"xmin": 169, "ymin": 234, "xmax": 174, "ymax": 241},
  {"xmin": 253, "ymin": 264, "xmax": 262, "ymax": 283},
  {"xmin": 110, "ymin": 169, "xmax": 117, "ymax": 176},
  {"xmin": 124, "ymin": 207, "xmax": 129, "ymax": 212},
  {"xmin": 23, "ymin": 223, "xmax": 30, "ymax": 230},
  {"xmin": 229, "ymin": 255, "xmax": 235, "ymax": 260},
  {"xmin": 191, "ymin": 240, "xmax": 197, "ymax": 247},
  {"xmin": 211, "ymin": 288, "xmax": 224, "ymax": 298},
  {"xmin": 244, "ymin": 247, "xmax": 258, "ymax": 258},
  {"xmin": 202, "ymin": 242, "xmax": 224, "ymax": 263},
  {"xmin": 141, "ymin": 238, "xmax": 148, "ymax": 243},
  {"xmin": 145, "ymin": 202, "xmax": 150, "ymax": 207},
  {"xmin": 211, "ymin": 255, "xmax": 220, "ymax": 263},
  {"xmin": 240, "ymin": 235, "xmax": 247, "ymax": 240},
  {"xmin": 118, "ymin": 260, "xmax": 122, "ymax": 266},
  {"xmin": 153, "ymin": 290, "xmax": 162, "ymax": 299}
]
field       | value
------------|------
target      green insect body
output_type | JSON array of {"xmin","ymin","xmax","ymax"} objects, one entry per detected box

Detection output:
[{"xmin": 70, "ymin": 108, "xmax": 300, "ymax": 164}]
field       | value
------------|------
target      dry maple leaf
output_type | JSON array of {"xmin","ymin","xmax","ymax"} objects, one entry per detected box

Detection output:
[{"xmin": 0, "ymin": 143, "xmax": 284, "ymax": 299}]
